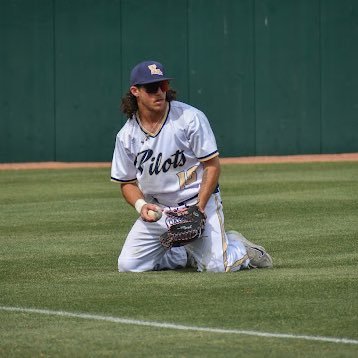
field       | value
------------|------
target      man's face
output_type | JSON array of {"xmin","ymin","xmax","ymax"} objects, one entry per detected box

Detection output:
[{"xmin": 130, "ymin": 81, "xmax": 169, "ymax": 113}]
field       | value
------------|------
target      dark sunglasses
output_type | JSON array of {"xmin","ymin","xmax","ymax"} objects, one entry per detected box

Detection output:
[{"xmin": 140, "ymin": 80, "xmax": 169, "ymax": 94}]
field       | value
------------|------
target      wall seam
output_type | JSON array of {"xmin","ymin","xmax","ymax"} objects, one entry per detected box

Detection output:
[
  {"xmin": 186, "ymin": 0, "xmax": 190, "ymax": 102},
  {"xmin": 319, "ymin": 0, "xmax": 323, "ymax": 154},
  {"xmin": 253, "ymin": 0, "xmax": 257, "ymax": 156},
  {"xmin": 119, "ymin": 0, "xmax": 123, "ymax": 103},
  {"xmin": 52, "ymin": 0, "xmax": 57, "ymax": 161}
]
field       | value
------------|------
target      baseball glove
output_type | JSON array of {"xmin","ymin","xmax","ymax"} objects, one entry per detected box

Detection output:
[{"xmin": 159, "ymin": 205, "xmax": 206, "ymax": 249}]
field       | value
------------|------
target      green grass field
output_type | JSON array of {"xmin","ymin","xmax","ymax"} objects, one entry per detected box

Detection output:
[{"xmin": 1, "ymin": 162, "xmax": 357, "ymax": 357}]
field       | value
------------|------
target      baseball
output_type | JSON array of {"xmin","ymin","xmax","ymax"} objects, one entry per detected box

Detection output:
[{"xmin": 148, "ymin": 209, "xmax": 162, "ymax": 221}]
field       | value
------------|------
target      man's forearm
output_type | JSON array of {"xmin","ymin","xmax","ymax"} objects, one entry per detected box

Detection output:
[
  {"xmin": 197, "ymin": 156, "xmax": 221, "ymax": 211},
  {"xmin": 120, "ymin": 182, "xmax": 144, "ymax": 207}
]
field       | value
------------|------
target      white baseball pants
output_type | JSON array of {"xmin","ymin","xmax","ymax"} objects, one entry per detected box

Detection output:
[{"xmin": 118, "ymin": 193, "xmax": 249, "ymax": 272}]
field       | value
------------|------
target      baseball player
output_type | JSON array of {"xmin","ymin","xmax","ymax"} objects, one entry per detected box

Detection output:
[{"xmin": 111, "ymin": 60, "xmax": 273, "ymax": 272}]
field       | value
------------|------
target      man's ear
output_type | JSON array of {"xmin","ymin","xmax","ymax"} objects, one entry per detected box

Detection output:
[{"xmin": 130, "ymin": 86, "xmax": 140, "ymax": 97}]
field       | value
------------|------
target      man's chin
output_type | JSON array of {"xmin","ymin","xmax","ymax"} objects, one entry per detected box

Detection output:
[{"xmin": 152, "ymin": 100, "xmax": 166, "ymax": 111}]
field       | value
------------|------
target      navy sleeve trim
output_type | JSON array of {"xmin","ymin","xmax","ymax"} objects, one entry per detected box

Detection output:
[
  {"xmin": 198, "ymin": 150, "xmax": 219, "ymax": 161},
  {"xmin": 111, "ymin": 177, "xmax": 137, "ymax": 183}
]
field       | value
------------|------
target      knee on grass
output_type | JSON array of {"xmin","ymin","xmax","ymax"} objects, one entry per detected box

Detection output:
[{"xmin": 118, "ymin": 257, "xmax": 147, "ymax": 272}]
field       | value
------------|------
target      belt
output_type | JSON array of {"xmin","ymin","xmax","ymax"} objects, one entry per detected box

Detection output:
[{"xmin": 177, "ymin": 184, "xmax": 220, "ymax": 206}]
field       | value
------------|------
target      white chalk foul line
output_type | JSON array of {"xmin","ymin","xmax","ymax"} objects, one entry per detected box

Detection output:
[{"xmin": 1, "ymin": 305, "xmax": 357, "ymax": 345}]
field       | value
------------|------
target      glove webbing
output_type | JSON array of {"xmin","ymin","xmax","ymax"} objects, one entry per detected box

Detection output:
[{"xmin": 165, "ymin": 213, "xmax": 196, "ymax": 227}]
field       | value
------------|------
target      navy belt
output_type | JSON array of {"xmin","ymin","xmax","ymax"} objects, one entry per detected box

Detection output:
[{"xmin": 177, "ymin": 185, "xmax": 220, "ymax": 206}]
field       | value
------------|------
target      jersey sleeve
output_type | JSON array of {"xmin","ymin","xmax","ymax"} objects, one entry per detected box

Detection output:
[
  {"xmin": 111, "ymin": 132, "xmax": 137, "ymax": 183},
  {"xmin": 187, "ymin": 110, "xmax": 219, "ymax": 161}
]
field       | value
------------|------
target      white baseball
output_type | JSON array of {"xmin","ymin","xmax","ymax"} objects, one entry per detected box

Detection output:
[{"xmin": 148, "ymin": 209, "xmax": 162, "ymax": 221}]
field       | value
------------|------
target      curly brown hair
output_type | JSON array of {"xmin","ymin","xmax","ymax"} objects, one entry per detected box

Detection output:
[{"xmin": 120, "ymin": 89, "xmax": 177, "ymax": 118}]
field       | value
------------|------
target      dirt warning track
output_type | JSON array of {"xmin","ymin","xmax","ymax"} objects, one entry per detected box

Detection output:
[{"xmin": 0, "ymin": 153, "xmax": 357, "ymax": 171}]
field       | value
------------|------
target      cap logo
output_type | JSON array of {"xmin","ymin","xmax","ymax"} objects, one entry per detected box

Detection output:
[{"xmin": 148, "ymin": 64, "xmax": 163, "ymax": 76}]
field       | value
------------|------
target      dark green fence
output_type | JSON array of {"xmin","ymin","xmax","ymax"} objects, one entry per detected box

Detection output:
[{"xmin": 1, "ymin": 0, "xmax": 357, "ymax": 162}]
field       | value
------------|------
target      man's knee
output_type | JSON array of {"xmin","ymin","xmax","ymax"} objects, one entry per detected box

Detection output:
[
  {"xmin": 118, "ymin": 256, "xmax": 135, "ymax": 272},
  {"xmin": 118, "ymin": 256, "xmax": 151, "ymax": 272}
]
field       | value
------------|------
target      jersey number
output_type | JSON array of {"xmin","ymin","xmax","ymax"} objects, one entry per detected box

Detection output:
[{"xmin": 177, "ymin": 165, "xmax": 198, "ymax": 190}]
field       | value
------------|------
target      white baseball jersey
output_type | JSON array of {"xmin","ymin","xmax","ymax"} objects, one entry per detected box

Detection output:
[{"xmin": 111, "ymin": 100, "xmax": 219, "ymax": 206}]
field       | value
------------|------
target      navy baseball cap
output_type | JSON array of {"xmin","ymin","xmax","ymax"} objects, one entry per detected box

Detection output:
[{"xmin": 130, "ymin": 60, "xmax": 173, "ymax": 86}]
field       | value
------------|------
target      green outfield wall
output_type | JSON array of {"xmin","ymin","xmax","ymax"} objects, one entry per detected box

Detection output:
[{"xmin": 1, "ymin": 0, "xmax": 357, "ymax": 162}]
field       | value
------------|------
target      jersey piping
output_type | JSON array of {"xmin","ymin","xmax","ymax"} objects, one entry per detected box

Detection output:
[
  {"xmin": 111, "ymin": 177, "xmax": 137, "ymax": 183},
  {"xmin": 198, "ymin": 150, "xmax": 219, "ymax": 161}
]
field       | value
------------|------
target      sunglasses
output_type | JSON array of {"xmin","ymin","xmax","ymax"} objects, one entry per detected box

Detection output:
[{"xmin": 140, "ymin": 80, "xmax": 170, "ymax": 94}]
